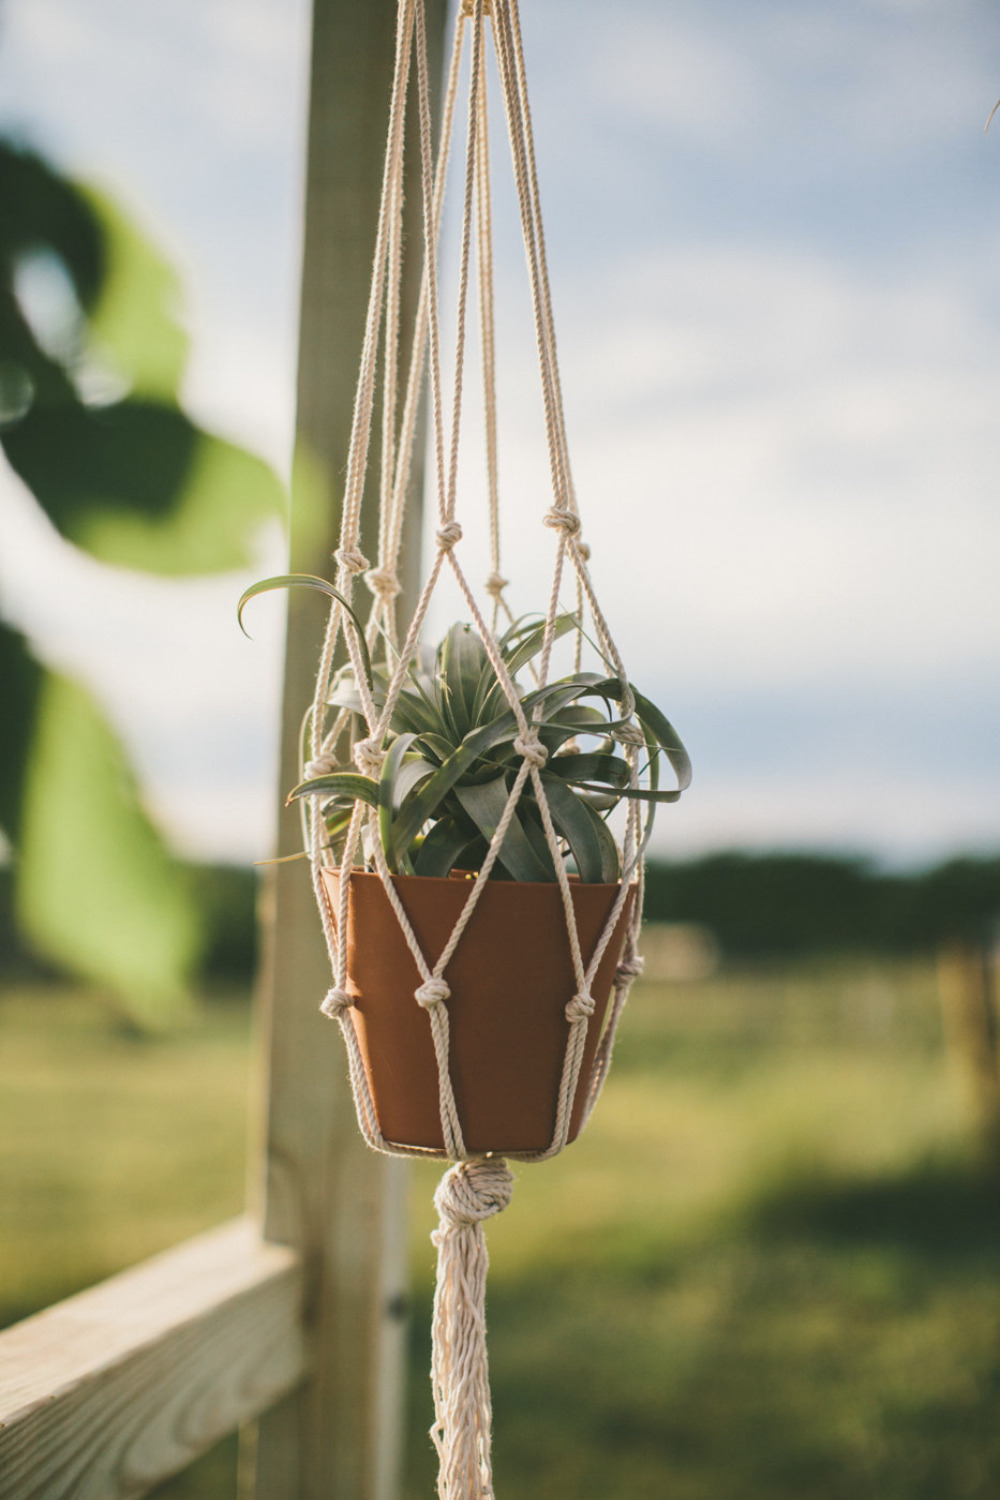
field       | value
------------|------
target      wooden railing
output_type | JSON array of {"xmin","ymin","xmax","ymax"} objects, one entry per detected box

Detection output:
[
  {"xmin": 0, "ymin": 1221, "xmax": 304, "ymax": 1497},
  {"xmin": 0, "ymin": 4, "xmax": 445, "ymax": 1496}
]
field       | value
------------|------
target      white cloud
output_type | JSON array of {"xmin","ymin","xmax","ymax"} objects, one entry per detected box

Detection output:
[{"xmin": 585, "ymin": 0, "xmax": 1000, "ymax": 156}]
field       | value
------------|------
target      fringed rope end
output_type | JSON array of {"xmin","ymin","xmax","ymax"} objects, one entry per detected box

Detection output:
[{"xmin": 430, "ymin": 1156, "xmax": 514, "ymax": 1498}]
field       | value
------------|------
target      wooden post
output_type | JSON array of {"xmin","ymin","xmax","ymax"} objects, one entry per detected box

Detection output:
[
  {"xmin": 938, "ymin": 937, "xmax": 1000, "ymax": 1167},
  {"xmin": 246, "ymin": 3, "xmax": 446, "ymax": 1496}
]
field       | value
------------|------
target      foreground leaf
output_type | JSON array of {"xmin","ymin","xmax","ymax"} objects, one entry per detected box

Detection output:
[{"xmin": 16, "ymin": 673, "xmax": 202, "ymax": 1030}]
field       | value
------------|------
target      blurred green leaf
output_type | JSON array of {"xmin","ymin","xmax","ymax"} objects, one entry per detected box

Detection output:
[
  {"xmin": 82, "ymin": 183, "xmax": 188, "ymax": 400},
  {"xmin": 0, "ymin": 621, "xmax": 42, "ymax": 847},
  {"xmin": 0, "ymin": 144, "xmax": 102, "ymax": 416},
  {"xmin": 0, "ymin": 153, "xmax": 287, "ymax": 573},
  {"xmin": 5, "ymin": 403, "xmax": 286, "ymax": 574},
  {"xmin": 16, "ymin": 673, "xmax": 202, "ymax": 1030}
]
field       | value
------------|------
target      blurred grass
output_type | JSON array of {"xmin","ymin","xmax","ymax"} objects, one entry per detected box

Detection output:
[
  {"xmin": 0, "ymin": 982, "xmax": 253, "ymax": 1328},
  {"xmin": 5, "ymin": 955, "xmax": 1000, "ymax": 1498}
]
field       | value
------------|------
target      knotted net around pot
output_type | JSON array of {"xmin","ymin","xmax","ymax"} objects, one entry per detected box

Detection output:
[{"xmin": 291, "ymin": 2, "xmax": 690, "ymax": 1493}]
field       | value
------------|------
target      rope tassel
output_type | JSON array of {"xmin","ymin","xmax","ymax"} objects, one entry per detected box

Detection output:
[{"xmin": 430, "ymin": 1157, "xmax": 515, "ymax": 1498}]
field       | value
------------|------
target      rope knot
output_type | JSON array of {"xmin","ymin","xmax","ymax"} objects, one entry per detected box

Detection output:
[
  {"xmin": 436, "ymin": 521, "xmax": 463, "ymax": 552},
  {"xmin": 544, "ymin": 507, "xmax": 581, "ymax": 537},
  {"xmin": 616, "ymin": 954, "xmax": 645, "ymax": 983},
  {"xmin": 513, "ymin": 733, "xmax": 547, "ymax": 768},
  {"xmin": 615, "ymin": 721, "xmax": 646, "ymax": 750},
  {"xmin": 415, "ymin": 977, "xmax": 451, "ymax": 1009},
  {"xmin": 565, "ymin": 992, "xmax": 596, "ymax": 1022},
  {"xmin": 577, "ymin": 540, "xmax": 592, "ymax": 562},
  {"xmin": 434, "ymin": 1156, "xmax": 513, "ymax": 1230},
  {"xmin": 365, "ymin": 566, "xmax": 401, "ymax": 600},
  {"xmin": 484, "ymin": 571, "xmax": 509, "ymax": 598},
  {"xmin": 303, "ymin": 750, "xmax": 339, "ymax": 780},
  {"xmin": 321, "ymin": 987, "xmax": 353, "ymax": 1019},
  {"xmin": 335, "ymin": 546, "xmax": 371, "ymax": 576},
  {"xmin": 353, "ymin": 737, "xmax": 386, "ymax": 777}
]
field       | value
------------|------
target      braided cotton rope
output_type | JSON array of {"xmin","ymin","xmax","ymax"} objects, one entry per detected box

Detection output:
[{"xmin": 300, "ymin": 2, "xmax": 658, "ymax": 1491}]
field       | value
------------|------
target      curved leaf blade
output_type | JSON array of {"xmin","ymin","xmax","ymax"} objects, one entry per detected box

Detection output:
[{"xmin": 238, "ymin": 573, "xmax": 373, "ymax": 691}]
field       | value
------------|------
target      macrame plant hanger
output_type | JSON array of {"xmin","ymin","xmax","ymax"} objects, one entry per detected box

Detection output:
[{"xmin": 300, "ymin": 2, "xmax": 669, "ymax": 1494}]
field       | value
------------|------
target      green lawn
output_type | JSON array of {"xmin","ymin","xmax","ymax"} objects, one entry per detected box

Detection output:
[{"xmin": 4, "ymin": 956, "xmax": 999, "ymax": 1498}]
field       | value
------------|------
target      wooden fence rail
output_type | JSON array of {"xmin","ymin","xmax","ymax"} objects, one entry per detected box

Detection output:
[{"xmin": 0, "ymin": 1220, "xmax": 304, "ymax": 1499}]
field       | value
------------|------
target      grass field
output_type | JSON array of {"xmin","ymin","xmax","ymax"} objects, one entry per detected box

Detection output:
[{"xmin": 4, "ymin": 955, "xmax": 1000, "ymax": 1498}]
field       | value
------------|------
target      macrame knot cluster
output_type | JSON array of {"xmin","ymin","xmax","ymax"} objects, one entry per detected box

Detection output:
[
  {"xmin": 484, "ymin": 570, "xmax": 509, "ymax": 598},
  {"xmin": 565, "ymin": 991, "xmax": 596, "ymax": 1022},
  {"xmin": 513, "ymin": 733, "xmax": 547, "ymax": 768},
  {"xmin": 365, "ymin": 566, "xmax": 402, "ymax": 600},
  {"xmin": 433, "ymin": 1156, "xmax": 514, "ymax": 1232},
  {"xmin": 415, "ymin": 977, "xmax": 451, "ymax": 1009},
  {"xmin": 615, "ymin": 721, "xmax": 646, "ymax": 750},
  {"xmin": 436, "ymin": 520, "xmax": 463, "ymax": 551},
  {"xmin": 544, "ymin": 507, "xmax": 581, "ymax": 536},
  {"xmin": 353, "ymin": 737, "xmax": 386, "ymax": 777},
  {"xmin": 616, "ymin": 954, "xmax": 645, "ymax": 983},
  {"xmin": 335, "ymin": 546, "xmax": 371, "ymax": 576},
  {"xmin": 303, "ymin": 749, "xmax": 339, "ymax": 780},
  {"xmin": 321, "ymin": 987, "xmax": 353, "ymax": 1019}
]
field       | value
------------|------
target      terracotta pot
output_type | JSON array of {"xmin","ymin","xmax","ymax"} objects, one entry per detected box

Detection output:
[{"xmin": 321, "ymin": 867, "xmax": 636, "ymax": 1154}]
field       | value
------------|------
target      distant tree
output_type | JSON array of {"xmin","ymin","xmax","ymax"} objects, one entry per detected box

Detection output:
[{"xmin": 644, "ymin": 850, "xmax": 1000, "ymax": 957}]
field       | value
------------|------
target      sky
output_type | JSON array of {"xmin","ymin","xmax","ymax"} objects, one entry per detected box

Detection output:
[{"xmin": 0, "ymin": 0, "xmax": 998, "ymax": 867}]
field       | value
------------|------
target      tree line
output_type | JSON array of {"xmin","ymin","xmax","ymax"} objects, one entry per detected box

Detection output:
[
  {"xmin": 643, "ymin": 851, "xmax": 1000, "ymax": 958},
  {"xmin": 3, "ymin": 851, "xmax": 999, "ymax": 986}
]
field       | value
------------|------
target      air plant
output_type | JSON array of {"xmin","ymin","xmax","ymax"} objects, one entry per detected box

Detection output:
[{"xmin": 239, "ymin": 576, "xmax": 690, "ymax": 883}]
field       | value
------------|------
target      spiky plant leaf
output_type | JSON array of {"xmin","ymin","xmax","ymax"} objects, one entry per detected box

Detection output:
[
  {"xmin": 238, "ymin": 573, "xmax": 374, "ymax": 692},
  {"xmin": 454, "ymin": 776, "xmax": 557, "ymax": 883}
]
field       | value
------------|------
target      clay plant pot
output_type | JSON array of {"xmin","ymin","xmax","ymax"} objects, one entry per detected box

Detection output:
[{"xmin": 320, "ymin": 867, "xmax": 636, "ymax": 1155}]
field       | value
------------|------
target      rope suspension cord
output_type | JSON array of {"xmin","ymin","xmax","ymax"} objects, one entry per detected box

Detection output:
[{"xmin": 301, "ymin": 2, "xmax": 659, "ymax": 1492}]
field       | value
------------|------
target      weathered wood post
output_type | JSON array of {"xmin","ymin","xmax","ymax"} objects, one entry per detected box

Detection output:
[
  {"xmin": 245, "ymin": 3, "xmax": 446, "ymax": 1496},
  {"xmin": 938, "ymin": 935, "xmax": 1000, "ymax": 1169}
]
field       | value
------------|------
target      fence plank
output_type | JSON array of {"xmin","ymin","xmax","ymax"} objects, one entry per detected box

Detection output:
[{"xmin": 0, "ymin": 1219, "xmax": 304, "ymax": 1500}]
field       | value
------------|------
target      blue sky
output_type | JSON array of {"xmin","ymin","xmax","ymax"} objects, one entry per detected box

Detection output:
[{"xmin": 0, "ymin": 0, "xmax": 998, "ymax": 865}]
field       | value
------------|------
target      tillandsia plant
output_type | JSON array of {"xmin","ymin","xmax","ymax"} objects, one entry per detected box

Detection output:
[{"xmin": 239, "ymin": 575, "xmax": 691, "ymax": 884}]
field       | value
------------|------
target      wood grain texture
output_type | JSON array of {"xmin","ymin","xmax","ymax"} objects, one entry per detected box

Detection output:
[
  {"xmin": 246, "ymin": 2, "xmax": 446, "ymax": 1498},
  {"xmin": 0, "ymin": 1219, "xmax": 305, "ymax": 1500}
]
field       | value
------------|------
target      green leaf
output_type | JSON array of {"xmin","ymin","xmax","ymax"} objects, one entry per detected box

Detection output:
[
  {"xmin": 413, "ymin": 816, "xmax": 481, "ymax": 878},
  {"xmin": 0, "ymin": 143, "xmax": 105, "ymax": 312},
  {"xmin": 239, "ymin": 573, "xmax": 374, "ymax": 693},
  {"xmin": 547, "ymin": 751, "xmax": 631, "ymax": 789},
  {"xmin": 393, "ymin": 753, "xmax": 437, "ymax": 808},
  {"xmin": 500, "ymin": 612, "xmax": 578, "ymax": 682},
  {"xmin": 631, "ymin": 686, "xmax": 693, "ymax": 793},
  {"xmin": 287, "ymin": 771, "xmax": 379, "ymax": 808},
  {"xmin": 595, "ymin": 782, "xmax": 684, "ymax": 805},
  {"xmin": 378, "ymin": 733, "xmax": 416, "ymax": 871},
  {"xmin": 538, "ymin": 774, "xmax": 620, "ymax": 884},
  {"xmin": 454, "ymin": 777, "xmax": 556, "ymax": 883},
  {"xmin": 389, "ymin": 680, "xmax": 448, "ymax": 739},
  {"xmin": 441, "ymin": 623, "xmax": 489, "ymax": 738},
  {"xmin": 4, "ymin": 402, "xmax": 287, "ymax": 575},
  {"xmin": 16, "ymin": 672, "xmax": 202, "ymax": 1030},
  {"xmin": 0, "ymin": 620, "xmax": 42, "ymax": 847},
  {"xmin": 82, "ymin": 183, "xmax": 188, "ymax": 400}
]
